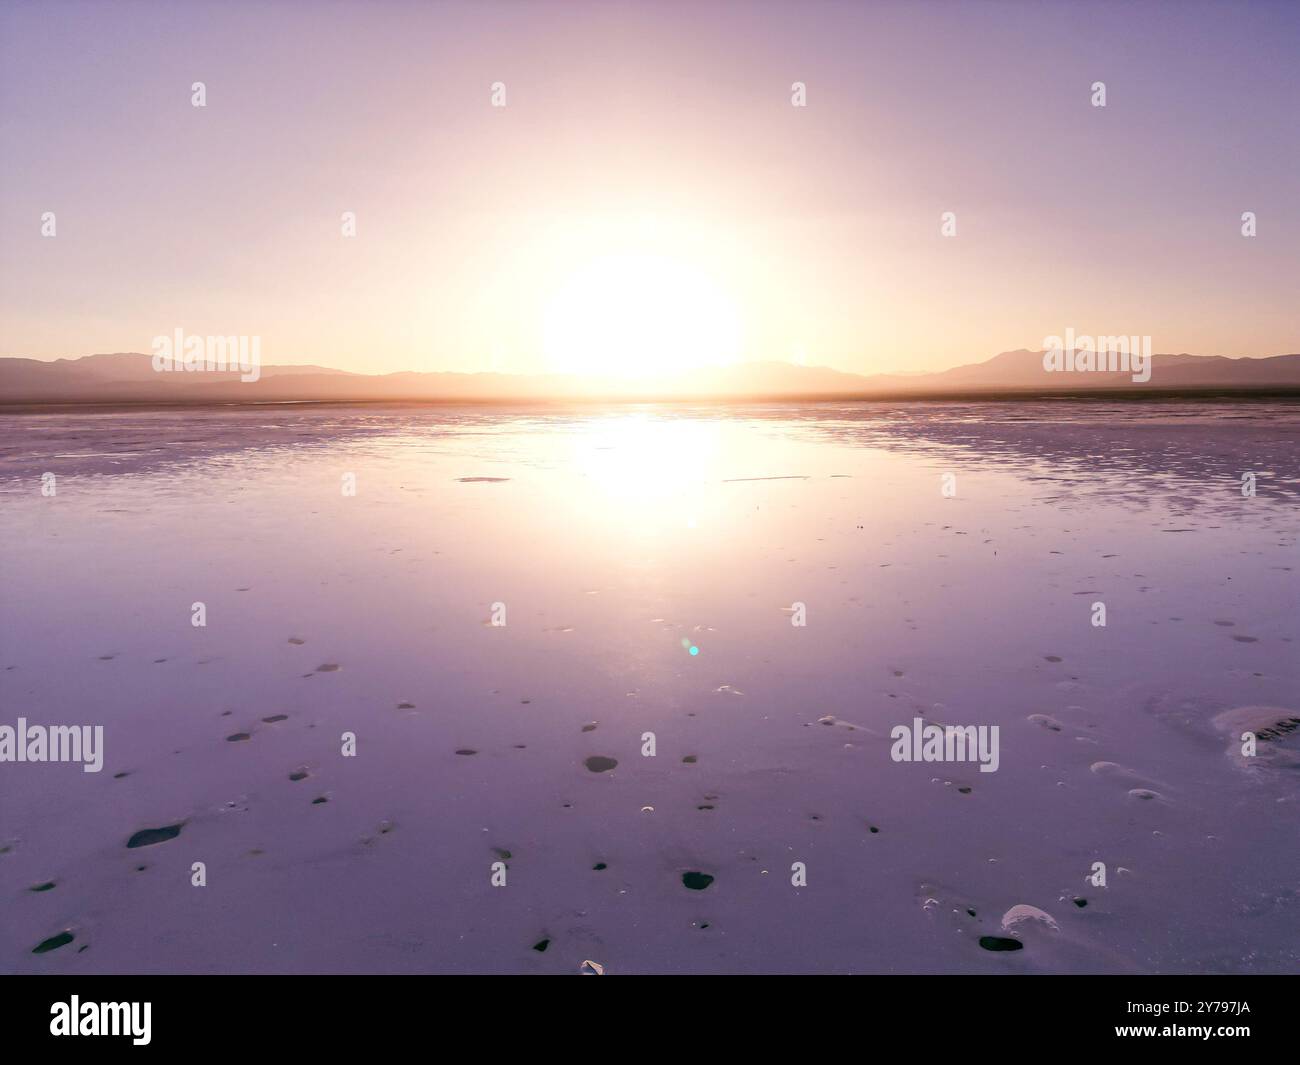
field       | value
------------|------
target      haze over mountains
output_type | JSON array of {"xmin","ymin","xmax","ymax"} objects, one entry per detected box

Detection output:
[{"xmin": 2, "ymin": 349, "xmax": 1299, "ymax": 404}]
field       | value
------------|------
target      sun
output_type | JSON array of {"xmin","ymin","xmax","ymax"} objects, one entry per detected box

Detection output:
[{"xmin": 542, "ymin": 252, "xmax": 742, "ymax": 380}]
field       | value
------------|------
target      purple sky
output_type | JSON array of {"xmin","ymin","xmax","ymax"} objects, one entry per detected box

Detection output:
[{"xmin": 1, "ymin": 0, "xmax": 1297, "ymax": 376}]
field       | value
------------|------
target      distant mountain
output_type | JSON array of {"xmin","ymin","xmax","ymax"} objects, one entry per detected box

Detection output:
[
  {"xmin": 2, "ymin": 349, "xmax": 1298, "ymax": 404},
  {"xmin": 890, "ymin": 348, "xmax": 1300, "ymax": 391},
  {"xmin": 0, "ymin": 353, "xmax": 353, "ymax": 398}
]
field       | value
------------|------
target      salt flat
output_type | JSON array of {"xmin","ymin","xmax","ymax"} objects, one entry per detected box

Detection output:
[{"xmin": 1, "ymin": 400, "xmax": 1297, "ymax": 973}]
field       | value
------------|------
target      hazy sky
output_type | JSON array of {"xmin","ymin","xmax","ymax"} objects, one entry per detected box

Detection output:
[{"xmin": 2, "ymin": 0, "xmax": 1297, "ymax": 376}]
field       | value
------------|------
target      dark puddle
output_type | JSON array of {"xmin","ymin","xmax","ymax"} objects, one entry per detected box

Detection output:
[
  {"xmin": 682, "ymin": 872, "xmax": 714, "ymax": 891},
  {"xmin": 978, "ymin": 935, "xmax": 1023, "ymax": 952},
  {"xmin": 32, "ymin": 931, "xmax": 74, "ymax": 954},
  {"xmin": 455, "ymin": 748, "xmax": 477, "ymax": 756},
  {"xmin": 126, "ymin": 824, "xmax": 183, "ymax": 849},
  {"xmin": 261, "ymin": 714, "xmax": 288, "ymax": 723},
  {"xmin": 584, "ymin": 756, "xmax": 617, "ymax": 773},
  {"xmin": 225, "ymin": 732, "xmax": 251, "ymax": 742},
  {"xmin": 532, "ymin": 938, "xmax": 550, "ymax": 952},
  {"xmin": 29, "ymin": 881, "xmax": 56, "ymax": 892}
]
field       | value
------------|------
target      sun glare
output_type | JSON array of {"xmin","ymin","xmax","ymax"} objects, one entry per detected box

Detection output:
[{"xmin": 542, "ymin": 253, "xmax": 741, "ymax": 380}]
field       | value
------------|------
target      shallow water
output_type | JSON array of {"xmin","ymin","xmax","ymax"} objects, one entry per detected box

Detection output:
[{"xmin": 1, "ymin": 400, "xmax": 1297, "ymax": 973}]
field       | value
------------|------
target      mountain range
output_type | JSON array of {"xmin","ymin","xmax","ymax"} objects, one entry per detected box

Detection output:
[{"xmin": 2, "ymin": 349, "xmax": 1299, "ymax": 404}]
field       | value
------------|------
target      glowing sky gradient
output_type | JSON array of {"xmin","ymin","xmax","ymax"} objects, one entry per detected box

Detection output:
[{"xmin": 2, "ymin": 0, "xmax": 1297, "ymax": 376}]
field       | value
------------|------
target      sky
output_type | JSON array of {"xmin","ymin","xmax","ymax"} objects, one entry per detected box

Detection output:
[{"xmin": 1, "ymin": 0, "xmax": 1297, "ymax": 378}]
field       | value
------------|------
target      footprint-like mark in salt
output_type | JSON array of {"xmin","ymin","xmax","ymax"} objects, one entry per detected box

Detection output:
[
  {"xmin": 1126, "ymin": 787, "xmax": 1169, "ymax": 804},
  {"xmin": 1089, "ymin": 761, "xmax": 1168, "ymax": 794},
  {"xmin": 315, "ymin": 663, "xmax": 341, "ymax": 673},
  {"xmin": 1027, "ymin": 714, "xmax": 1066, "ymax": 732},
  {"xmin": 919, "ymin": 882, "xmax": 1125, "ymax": 966},
  {"xmin": 261, "ymin": 714, "xmax": 288, "ymax": 723},
  {"xmin": 1001, "ymin": 904, "xmax": 1059, "ymax": 933},
  {"xmin": 225, "ymin": 732, "xmax": 252, "ymax": 742},
  {"xmin": 813, "ymin": 713, "xmax": 875, "ymax": 734}
]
